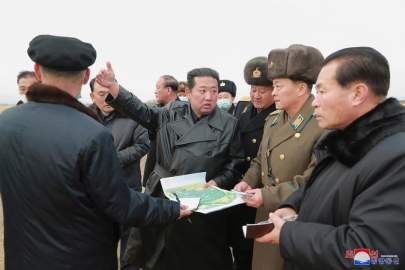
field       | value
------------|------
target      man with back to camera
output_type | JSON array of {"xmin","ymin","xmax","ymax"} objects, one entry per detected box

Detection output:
[{"xmin": 0, "ymin": 34, "xmax": 190, "ymax": 270}]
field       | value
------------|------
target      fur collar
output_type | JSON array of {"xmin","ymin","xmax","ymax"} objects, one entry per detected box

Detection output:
[
  {"xmin": 26, "ymin": 83, "xmax": 99, "ymax": 122},
  {"xmin": 317, "ymin": 98, "xmax": 405, "ymax": 167}
]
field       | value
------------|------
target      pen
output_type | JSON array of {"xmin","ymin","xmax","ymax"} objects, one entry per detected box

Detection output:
[
  {"xmin": 173, "ymin": 192, "xmax": 192, "ymax": 224},
  {"xmin": 173, "ymin": 192, "xmax": 181, "ymax": 203}
]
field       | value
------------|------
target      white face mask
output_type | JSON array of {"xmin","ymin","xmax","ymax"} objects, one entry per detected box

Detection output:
[
  {"xmin": 179, "ymin": 96, "xmax": 189, "ymax": 102},
  {"xmin": 217, "ymin": 98, "xmax": 232, "ymax": 111}
]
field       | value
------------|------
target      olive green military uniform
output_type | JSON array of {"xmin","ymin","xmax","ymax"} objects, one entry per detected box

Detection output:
[{"xmin": 242, "ymin": 95, "xmax": 323, "ymax": 270}]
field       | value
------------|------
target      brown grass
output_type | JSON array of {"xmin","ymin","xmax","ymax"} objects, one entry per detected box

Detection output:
[{"xmin": 0, "ymin": 105, "xmax": 13, "ymax": 113}]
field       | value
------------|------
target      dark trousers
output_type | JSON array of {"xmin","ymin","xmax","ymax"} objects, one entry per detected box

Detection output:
[{"xmin": 227, "ymin": 204, "xmax": 256, "ymax": 270}]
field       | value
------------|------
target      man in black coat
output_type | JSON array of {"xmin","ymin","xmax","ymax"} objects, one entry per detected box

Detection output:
[
  {"xmin": 257, "ymin": 47, "xmax": 405, "ymax": 269},
  {"xmin": 0, "ymin": 35, "xmax": 190, "ymax": 270},
  {"xmin": 96, "ymin": 63, "xmax": 245, "ymax": 270}
]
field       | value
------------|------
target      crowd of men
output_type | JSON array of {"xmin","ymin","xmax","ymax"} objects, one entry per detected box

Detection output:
[{"xmin": 0, "ymin": 34, "xmax": 404, "ymax": 270}]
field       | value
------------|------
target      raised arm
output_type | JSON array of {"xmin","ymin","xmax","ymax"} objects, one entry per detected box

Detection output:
[{"xmin": 96, "ymin": 62, "xmax": 163, "ymax": 132}]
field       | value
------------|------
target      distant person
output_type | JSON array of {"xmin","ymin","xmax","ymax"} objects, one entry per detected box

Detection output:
[
  {"xmin": 89, "ymin": 78, "xmax": 150, "ymax": 269},
  {"xmin": 89, "ymin": 78, "xmax": 150, "ymax": 192},
  {"xmin": 0, "ymin": 34, "xmax": 190, "ymax": 270},
  {"xmin": 228, "ymin": 56, "xmax": 277, "ymax": 270},
  {"xmin": 16, "ymin": 70, "xmax": 37, "ymax": 105},
  {"xmin": 154, "ymin": 75, "xmax": 179, "ymax": 106},
  {"xmin": 177, "ymin": 81, "xmax": 189, "ymax": 101},
  {"xmin": 96, "ymin": 64, "xmax": 244, "ymax": 270},
  {"xmin": 143, "ymin": 75, "xmax": 180, "ymax": 185},
  {"xmin": 257, "ymin": 47, "xmax": 405, "ymax": 270},
  {"xmin": 217, "ymin": 79, "xmax": 237, "ymax": 114},
  {"xmin": 234, "ymin": 44, "xmax": 324, "ymax": 270}
]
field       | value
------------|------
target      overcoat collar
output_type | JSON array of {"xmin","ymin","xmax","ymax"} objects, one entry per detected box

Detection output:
[
  {"xmin": 316, "ymin": 98, "xmax": 405, "ymax": 167},
  {"xmin": 240, "ymin": 103, "xmax": 276, "ymax": 133},
  {"xmin": 26, "ymin": 82, "xmax": 99, "ymax": 122},
  {"xmin": 269, "ymin": 95, "xmax": 315, "ymax": 151},
  {"xmin": 172, "ymin": 105, "xmax": 226, "ymax": 146}
]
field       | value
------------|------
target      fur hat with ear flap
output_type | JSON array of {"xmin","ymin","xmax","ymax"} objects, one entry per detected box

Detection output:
[
  {"xmin": 267, "ymin": 44, "xmax": 324, "ymax": 84},
  {"xmin": 244, "ymin": 56, "xmax": 273, "ymax": 86}
]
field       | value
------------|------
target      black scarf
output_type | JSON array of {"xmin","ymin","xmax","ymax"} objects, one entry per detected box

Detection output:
[{"xmin": 317, "ymin": 98, "xmax": 405, "ymax": 167}]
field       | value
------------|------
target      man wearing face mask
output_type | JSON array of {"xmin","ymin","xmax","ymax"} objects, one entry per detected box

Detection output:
[
  {"xmin": 217, "ymin": 79, "xmax": 237, "ymax": 114},
  {"xmin": 177, "ymin": 81, "xmax": 189, "ymax": 102}
]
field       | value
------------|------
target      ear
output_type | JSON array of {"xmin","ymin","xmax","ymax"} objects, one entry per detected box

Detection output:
[
  {"xmin": 296, "ymin": 82, "xmax": 308, "ymax": 97},
  {"xmin": 34, "ymin": 64, "xmax": 42, "ymax": 81},
  {"xmin": 82, "ymin": 68, "xmax": 90, "ymax": 85},
  {"xmin": 90, "ymin": 92, "xmax": 95, "ymax": 102},
  {"xmin": 350, "ymin": 83, "xmax": 369, "ymax": 106}
]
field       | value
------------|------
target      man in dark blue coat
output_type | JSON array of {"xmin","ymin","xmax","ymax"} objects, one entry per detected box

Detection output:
[
  {"xmin": 0, "ymin": 35, "xmax": 190, "ymax": 270},
  {"xmin": 257, "ymin": 47, "xmax": 405, "ymax": 269}
]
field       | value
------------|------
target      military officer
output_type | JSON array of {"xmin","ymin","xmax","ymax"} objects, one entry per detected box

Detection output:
[
  {"xmin": 228, "ymin": 56, "xmax": 276, "ymax": 270},
  {"xmin": 234, "ymin": 44, "xmax": 325, "ymax": 270},
  {"xmin": 217, "ymin": 79, "xmax": 237, "ymax": 114}
]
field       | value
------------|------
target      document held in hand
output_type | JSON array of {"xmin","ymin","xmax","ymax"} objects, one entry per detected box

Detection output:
[{"xmin": 243, "ymin": 215, "xmax": 298, "ymax": 238}]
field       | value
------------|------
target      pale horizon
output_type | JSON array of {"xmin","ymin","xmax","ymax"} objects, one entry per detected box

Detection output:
[{"xmin": 1, "ymin": 0, "xmax": 404, "ymax": 105}]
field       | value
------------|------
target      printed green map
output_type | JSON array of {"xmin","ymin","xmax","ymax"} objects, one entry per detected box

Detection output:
[{"xmin": 167, "ymin": 183, "xmax": 237, "ymax": 210}]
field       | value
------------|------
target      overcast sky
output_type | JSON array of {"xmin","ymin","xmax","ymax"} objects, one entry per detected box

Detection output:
[{"xmin": 1, "ymin": 0, "xmax": 404, "ymax": 104}]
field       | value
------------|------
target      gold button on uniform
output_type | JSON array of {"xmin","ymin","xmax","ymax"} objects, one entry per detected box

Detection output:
[
  {"xmin": 275, "ymin": 178, "xmax": 280, "ymax": 184},
  {"xmin": 252, "ymin": 138, "xmax": 257, "ymax": 144},
  {"xmin": 294, "ymin": 133, "xmax": 301, "ymax": 138},
  {"xmin": 261, "ymin": 171, "xmax": 265, "ymax": 177},
  {"xmin": 279, "ymin": 154, "xmax": 285, "ymax": 160},
  {"xmin": 266, "ymin": 149, "xmax": 270, "ymax": 157},
  {"xmin": 246, "ymin": 156, "xmax": 251, "ymax": 161}
]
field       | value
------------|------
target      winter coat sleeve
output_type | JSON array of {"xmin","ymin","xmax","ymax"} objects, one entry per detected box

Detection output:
[
  {"xmin": 80, "ymin": 129, "xmax": 179, "ymax": 227},
  {"xmin": 278, "ymin": 187, "xmax": 305, "ymax": 212},
  {"xmin": 117, "ymin": 124, "xmax": 150, "ymax": 167},
  {"xmin": 106, "ymin": 86, "xmax": 162, "ymax": 132},
  {"xmin": 279, "ymin": 157, "xmax": 405, "ymax": 269}
]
